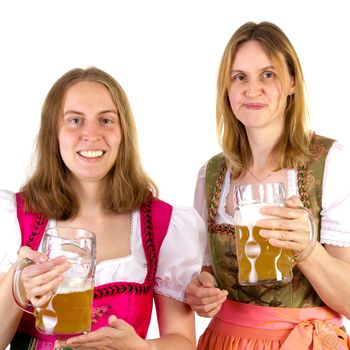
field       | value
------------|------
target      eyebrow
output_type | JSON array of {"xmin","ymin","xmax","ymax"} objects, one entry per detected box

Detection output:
[
  {"xmin": 230, "ymin": 65, "xmax": 276, "ymax": 74},
  {"xmin": 63, "ymin": 109, "xmax": 118, "ymax": 116}
]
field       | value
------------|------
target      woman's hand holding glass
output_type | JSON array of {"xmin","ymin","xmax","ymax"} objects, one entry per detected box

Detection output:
[
  {"xmin": 258, "ymin": 196, "xmax": 316, "ymax": 262},
  {"xmin": 16, "ymin": 246, "xmax": 71, "ymax": 308},
  {"xmin": 54, "ymin": 315, "xmax": 150, "ymax": 350}
]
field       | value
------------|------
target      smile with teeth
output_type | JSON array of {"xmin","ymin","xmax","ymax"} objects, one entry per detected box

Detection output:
[{"xmin": 78, "ymin": 150, "xmax": 105, "ymax": 158}]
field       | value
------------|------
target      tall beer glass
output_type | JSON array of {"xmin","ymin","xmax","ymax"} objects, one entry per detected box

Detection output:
[
  {"xmin": 234, "ymin": 183, "xmax": 316, "ymax": 286},
  {"xmin": 13, "ymin": 227, "xmax": 96, "ymax": 339}
]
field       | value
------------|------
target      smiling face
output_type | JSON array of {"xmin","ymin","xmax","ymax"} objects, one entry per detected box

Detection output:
[
  {"xmin": 228, "ymin": 40, "xmax": 295, "ymax": 134},
  {"xmin": 58, "ymin": 81, "xmax": 122, "ymax": 185}
]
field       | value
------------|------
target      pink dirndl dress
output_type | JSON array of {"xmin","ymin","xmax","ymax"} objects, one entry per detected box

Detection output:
[{"xmin": 12, "ymin": 193, "xmax": 172, "ymax": 350}]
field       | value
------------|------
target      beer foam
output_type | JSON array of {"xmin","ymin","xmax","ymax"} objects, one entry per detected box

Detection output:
[
  {"xmin": 56, "ymin": 277, "xmax": 93, "ymax": 294},
  {"xmin": 235, "ymin": 203, "xmax": 280, "ymax": 226}
]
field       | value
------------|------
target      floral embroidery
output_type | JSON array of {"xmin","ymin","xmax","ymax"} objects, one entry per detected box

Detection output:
[{"xmin": 91, "ymin": 305, "xmax": 111, "ymax": 324}]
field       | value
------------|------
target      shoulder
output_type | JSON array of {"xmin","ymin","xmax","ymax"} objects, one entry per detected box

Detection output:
[
  {"xmin": 327, "ymin": 140, "xmax": 348, "ymax": 158},
  {"xmin": 309, "ymin": 134, "xmax": 336, "ymax": 160},
  {"xmin": 206, "ymin": 153, "xmax": 225, "ymax": 171},
  {"xmin": 311, "ymin": 134, "xmax": 336, "ymax": 146},
  {"xmin": 205, "ymin": 152, "xmax": 226, "ymax": 182},
  {"xmin": 170, "ymin": 206, "xmax": 205, "ymax": 229},
  {"xmin": 323, "ymin": 140, "xmax": 348, "ymax": 180}
]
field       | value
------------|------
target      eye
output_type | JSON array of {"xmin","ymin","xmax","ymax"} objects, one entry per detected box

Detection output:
[
  {"xmin": 232, "ymin": 73, "xmax": 247, "ymax": 82},
  {"xmin": 69, "ymin": 118, "xmax": 81, "ymax": 125},
  {"xmin": 262, "ymin": 71, "xmax": 276, "ymax": 79},
  {"xmin": 101, "ymin": 118, "xmax": 113, "ymax": 125}
]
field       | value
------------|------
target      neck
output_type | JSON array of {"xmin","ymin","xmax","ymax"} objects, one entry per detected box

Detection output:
[
  {"xmin": 246, "ymin": 125, "xmax": 283, "ymax": 171},
  {"xmin": 71, "ymin": 178, "xmax": 108, "ymax": 218}
]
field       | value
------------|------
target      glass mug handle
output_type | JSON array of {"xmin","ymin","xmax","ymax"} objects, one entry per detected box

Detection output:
[
  {"xmin": 292, "ymin": 206, "xmax": 317, "ymax": 263},
  {"xmin": 12, "ymin": 258, "xmax": 36, "ymax": 313}
]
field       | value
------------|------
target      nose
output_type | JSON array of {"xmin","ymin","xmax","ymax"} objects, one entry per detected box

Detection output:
[
  {"xmin": 245, "ymin": 79, "xmax": 263, "ymax": 98},
  {"xmin": 81, "ymin": 122, "xmax": 101, "ymax": 142}
]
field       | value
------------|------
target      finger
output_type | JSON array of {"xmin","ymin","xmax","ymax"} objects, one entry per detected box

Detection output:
[
  {"xmin": 18, "ymin": 246, "xmax": 47, "ymax": 263},
  {"xmin": 285, "ymin": 195, "xmax": 303, "ymax": 207},
  {"xmin": 192, "ymin": 293, "xmax": 227, "ymax": 311},
  {"xmin": 27, "ymin": 274, "xmax": 64, "ymax": 299},
  {"xmin": 187, "ymin": 289, "xmax": 228, "ymax": 306},
  {"xmin": 197, "ymin": 271, "xmax": 217, "ymax": 288},
  {"xmin": 194, "ymin": 295, "xmax": 227, "ymax": 317},
  {"xmin": 198, "ymin": 304, "xmax": 223, "ymax": 318},
  {"xmin": 185, "ymin": 285, "xmax": 224, "ymax": 303},
  {"xmin": 30, "ymin": 290, "xmax": 53, "ymax": 308},
  {"xmin": 22, "ymin": 259, "xmax": 70, "ymax": 290},
  {"xmin": 267, "ymin": 238, "xmax": 304, "ymax": 253},
  {"xmin": 258, "ymin": 219, "xmax": 309, "ymax": 233},
  {"xmin": 22, "ymin": 256, "xmax": 68, "ymax": 279},
  {"xmin": 259, "ymin": 205, "xmax": 307, "ymax": 221},
  {"xmin": 108, "ymin": 314, "xmax": 124, "ymax": 329},
  {"xmin": 260, "ymin": 228, "xmax": 309, "ymax": 243},
  {"xmin": 65, "ymin": 330, "xmax": 106, "ymax": 346},
  {"xmin": 22, "ymin": 260, "xmax": 70, "ymax": 300}
]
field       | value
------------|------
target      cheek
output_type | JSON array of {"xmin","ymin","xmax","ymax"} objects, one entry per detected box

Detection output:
[
  {"xmin": 58, "ymin": 130, "xmax": 74, "ymax": 160},
  {"xmin": 228, "ymin": 90, "xmax": 240, "ymax": 113}
]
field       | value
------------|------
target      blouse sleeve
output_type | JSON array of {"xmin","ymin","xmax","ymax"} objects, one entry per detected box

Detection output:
[
  {"xmin": 0, "ymin": 190, "xmax": 21, "ymax": 273},
  {"xmin": 320, "ymin": 141, "xmax": 350, "ymax": 246},
  {"xmin": 154, "ymin": 206, "xmax": 206, "ymax": 301}
]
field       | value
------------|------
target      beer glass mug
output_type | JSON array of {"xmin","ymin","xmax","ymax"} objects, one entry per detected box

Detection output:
[
  {"xmin": 233, "ymin": 183, "xmax": 316, "ymax": 286},
  {"xmin": 13, "ymin": 227, "xmax": 96, "ymax": 338}
]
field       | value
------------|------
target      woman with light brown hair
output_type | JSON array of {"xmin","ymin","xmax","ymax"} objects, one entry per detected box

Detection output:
[
  {"xmin": 185, "ymin": 21, "xmax": 350, "ymax": 349},
  {"xmin": 0, "ymin": 67, "xmax": 205, "ymax": 349}
]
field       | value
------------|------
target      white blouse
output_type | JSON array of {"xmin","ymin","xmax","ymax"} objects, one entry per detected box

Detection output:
[
  {"xmin": 194, "ymin": 141, "xmax": 350, "ymax": 266},
  {"xmin": 0, "ymin": 190, "xmax": 206, "ymax": 302}
]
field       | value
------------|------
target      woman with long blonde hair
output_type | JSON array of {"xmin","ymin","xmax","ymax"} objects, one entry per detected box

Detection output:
[{"xmin": 185, "ymin": 22, "xmax": 350, "ymax": 349}]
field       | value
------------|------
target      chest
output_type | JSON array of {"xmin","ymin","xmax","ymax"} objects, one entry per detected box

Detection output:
[
  {"xmin": 223, "ymin": 168, "xmax": 294, "ymax": 219},
  {"xmin": 57, "ymin": 213, "xmax": 132, "ymax": 264}
]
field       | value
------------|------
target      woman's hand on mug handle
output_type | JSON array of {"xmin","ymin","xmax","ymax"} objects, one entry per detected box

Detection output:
[
  {"xmin": 54, "ymin": 315, "xmax": 149, "ymax": 350},
  {"xmin": 18, "ymin": 246, "xmax": 71, "ymax": 308},
  {"xmin": 257, "ymin": 195, "xmax": 315, "ymax": 260},
  {"xmin": 184, "ymin": 270, "xmax": 228, "ymax": 318}
]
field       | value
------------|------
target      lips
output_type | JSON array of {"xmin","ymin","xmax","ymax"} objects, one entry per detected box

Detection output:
[
  {"xmin": 78, "ymin": 150, "xmax": 105, "ymax": 159},
  {"xmin": 244, "ymin": 103, "xmax": 266, "ymax": 110}
]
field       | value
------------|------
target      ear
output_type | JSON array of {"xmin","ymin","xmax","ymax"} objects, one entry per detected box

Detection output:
[{"xmin": 288, "ymin": 77, "xmax": 295, "ymax": 96}]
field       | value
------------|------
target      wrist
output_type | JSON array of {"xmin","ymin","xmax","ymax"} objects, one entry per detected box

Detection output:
[{"xmin": 138, "ymin": 339, "xmax": 154, "ymax": 350}]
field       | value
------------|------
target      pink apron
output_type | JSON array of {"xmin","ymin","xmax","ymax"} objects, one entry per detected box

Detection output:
[
  {"xmin": 198, "ymin": 300, "xmax": 350, "ymax": 350},
  {"xmin": 14, "ymin": 193, "xmax": 172, "ymax": 349}
]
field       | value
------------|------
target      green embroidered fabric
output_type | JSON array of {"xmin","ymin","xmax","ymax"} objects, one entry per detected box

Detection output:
[{"xmin": 205, "ymin": 134, "xmax": 335, "ymax": 307}]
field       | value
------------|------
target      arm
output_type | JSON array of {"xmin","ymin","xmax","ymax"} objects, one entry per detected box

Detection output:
[
  {"xmin": 149, "ymin": 294, "xmax": 196, "ymax": 349},
  {"xmin": 185, "ymin": 164, "xmax": 227, "ymax": 317},
  {"xmin": 298, "ymin": 244, "xmax": 350, "ymax": 318},
  {"xmin": 0, "ymin": 266, "xmax": 24, "ymax": 348},
  {"xmin": 259, "ymin": 196, "xmax": 350, "ymax": 318}
]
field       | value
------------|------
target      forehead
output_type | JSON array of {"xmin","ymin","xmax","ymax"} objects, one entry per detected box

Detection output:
[
  {"xmin": 63, "ymin": 81, "xmax": 115, "ymax": 108},
  {"xmin": 232, "ymin": 40, "xmax": 285, "ymax": 72}
]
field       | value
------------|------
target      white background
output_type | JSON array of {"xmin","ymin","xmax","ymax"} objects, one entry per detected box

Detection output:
[{"xmin": 1, "ymin": 0, "xmax": 349, "ymax": 343}]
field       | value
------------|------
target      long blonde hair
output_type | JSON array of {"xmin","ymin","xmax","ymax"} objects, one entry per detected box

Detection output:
[
  {"xmin": 217, "ymin": 21, "xmax": 311, "ymax": 176},
  {"xmin": 21, "ymin": 67, "xmax": 158, "ymax": 219}
]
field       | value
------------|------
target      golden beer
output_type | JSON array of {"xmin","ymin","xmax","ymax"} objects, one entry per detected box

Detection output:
[
  {"xmin": 235, "ymin": 225, "xmax": 294, "ymax": 285},
  {"xmin": 35, "ymin": 279, "xmax": 93, "ymax": 337}
]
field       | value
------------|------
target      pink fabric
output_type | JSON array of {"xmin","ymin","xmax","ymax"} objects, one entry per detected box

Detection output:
[
  {"xmin": 217, "ymin": 300, "xmax": 343, "ymax": 330},
  {"xmin": 15, "ymin": 193, "xmax": 172, "ymax": 349},
  {"xmin": 198, "ymin": 300, "xmax": 349, "ymax": 350}
]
